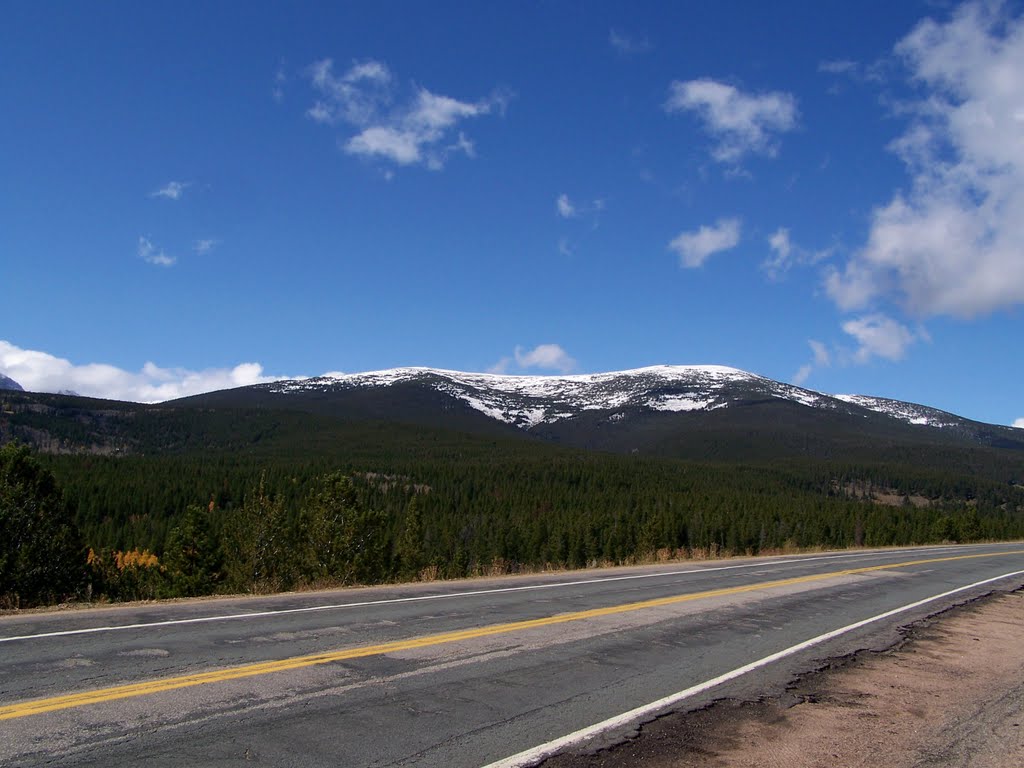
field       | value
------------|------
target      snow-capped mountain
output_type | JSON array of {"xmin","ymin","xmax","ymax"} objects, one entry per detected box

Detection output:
[
  {"xmin": 263, "ymin": 365, "xmax": 842, "ymax": 429},
  {"xmin": 10, "ymin": 363, "xmax": 1023, "ymax": 461},
  {"xmin": 169, "ymin": 363, "xmax": 1024, "ymax": 457}
]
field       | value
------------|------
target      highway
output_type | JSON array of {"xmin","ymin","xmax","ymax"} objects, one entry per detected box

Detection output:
[{"xmin": 2, "ymin": 542, "xmax": 1023, "ymax": 767}]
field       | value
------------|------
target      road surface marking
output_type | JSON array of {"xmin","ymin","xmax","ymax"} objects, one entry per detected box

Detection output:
[
  {"xmin": 0, "ymin": 544, "xmax": 985, "ymax": 644},
  {"xmin": 482, "ymin": 567, "xmax": 1024, "ymax": 768},
  {"xmin": 0, "ymin": 550, "xmax": 1020, "ymax": 721}
]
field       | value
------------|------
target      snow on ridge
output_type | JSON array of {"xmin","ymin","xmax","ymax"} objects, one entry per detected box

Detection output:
[
  {"xmin": 264, "ymin": 364, "xmax": 765, "ymax": 424},
  {"xmin": 266, "ymin": 364, "xmax": 757, "ymax": 396},
  {"xmin": 263, "ymin": 364, "xmax": 967, "ymax": 432},
  {"xmin": 280, "ymin": 363, "xmax": 752, "ymax": 386},
  {"xmin": 261, "ymin": 364, "xmax": 863, "ymax": 427},
  {"xmin": 834, "ymin": 394, "xmax": 958, "ymax": 428},
  {"xmin": 778, "ymin": 385, "xmax": 829, "ymax": 409}
]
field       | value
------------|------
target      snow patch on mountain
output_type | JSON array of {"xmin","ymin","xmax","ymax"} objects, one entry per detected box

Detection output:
[
  {"xmin": 650, "ymin": 396, "xmax": 715, "ymax": 412},
  {"xmin": 265, "ymin": 364, "xmax": 841, "ymax": 428},
  {"xmin": 834, "ymin": 394, "xmax": 959, "ymax": 429}
]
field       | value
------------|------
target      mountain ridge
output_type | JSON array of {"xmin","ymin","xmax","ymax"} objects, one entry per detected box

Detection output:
[
  {"xmin": 5, "ymin": 364, "xmax": 1021, "ymax": 461},
  {"xmin": 171, "ymin": 364, "xmax": 1024, "ymax": 456},
  {"xmin": 241, "ymin": 364, "xmax": 1004, "ymax": 430},
  {"xmin": 0, "ymin": 372, "xmax": 23, "ymax": 392}
]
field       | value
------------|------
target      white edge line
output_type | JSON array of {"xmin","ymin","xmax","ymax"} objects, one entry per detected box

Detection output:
[
  {"xmin": 480, "ymin": 568, "xmax": 1024, "ymax": 768},
  {"xmin": 0, "ymin": 544, "xmax": 990, "ymax": 644}
]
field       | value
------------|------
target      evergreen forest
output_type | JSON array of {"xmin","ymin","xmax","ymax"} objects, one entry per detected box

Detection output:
[{"xmin": 2, "ymin": 391, "xmax": 1023, "ymax": 608}]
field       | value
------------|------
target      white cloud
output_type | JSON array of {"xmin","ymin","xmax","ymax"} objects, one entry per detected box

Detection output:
[
  {"xmin": 345, "ymin": 87, "xmax": 500, "ymax": 169},
  {"xmin": 827, "ymin": 2, "xmax": 1024, "ymax": 319},
  {"xmin": 556, "ymin": 194, "xmax": 576, "ymax": 218},
  {"xmin": 194, "ymin": 238, "xmax": 218, "ymax": 255},
  {"xmin": 307, "ymin": 57, "xmax": 505, "ymax": 170},
  {"xmin": 0, "ymin": 340, "xmax": 291, "ymax": 403},
  {"xmin": 138, "ymin": 236, "xmax": 175, "ymax": 267},
  {"xmin": 307, "ymin": 58, "xmax": 392, "ymax": 126},
  {"xmin": 555, "ymin": 194, "xmax": 605, "ymax": 224},
  {"xmin": 664, "ymin": 78, "xmax": 798, "ymax": 163},
  {"xmin": 809, "ymin": 339, "xmax": 831, "ymax": 367},
  {"xmin": 489, "ymin": 344, "xmax": 577, "ymax": 375},
  {"xmin": 819, "ymin": 59, "xmax": 859, "ymax": 75},
  {"xmin": 514, "ymin": 344, "xmax": 576, "ymax": 373},
  {"xmin": 792, "ymin": 364, "xmax": 814, "ymax": 386},
  {"xmin": 818, "ymin": 58, "xmax": 888, "ymax": 87},
  {"xmin": 792, "ymin": 339, "xmax": 832, "ymax": 385},
  {"xmin": 151, "ymin": 181, "xmax": 190, "ymax": 200},
  {"xmin": 487, "ymin": 344, "xmax": 578, "ymax": 375},
  {"xmin": 763, "ymin": 227, "xmax": 831, "ymax": 278},
  {"xmin": 769, "ymin": 228, "xmax": 792, "ymax": 261},
  {"xmin": 487, "ymin": 357, "xmax": 512, "ymax": 375},
  {"xmin": 346, "ymin": 126, "xmax": 422, "ymax": 165},
  {"xmin": 558, "ymin": 237, "xmax": 574, "ymax": 257},
  {"xmin": 306, "ymin": 102, "xmax": 333, "ymax": 123},
  {"xmin": 669, "ymin": 217, "xmax": 741, "ymax": 268},
  {"xmin": 344, "ymin": 60, "xmax": 391, "ymax": 84},
  {"xmin": 1013, "ymin": 417, "xmax": 1024, "ymax": 429},
  {"xmin": 609, "ymin": 29, "xmax": 652, "ymax": 55},
  {"xmin": 842, "ymin": 314, "xmax": 918, "ymax": 363},
  {"xmin": 272, "ymin": 64, "xmax": 287, "ymax": 103},
  {"xmin": 445, "ymin": 132, "xmax": 476, "ymax": 162}
]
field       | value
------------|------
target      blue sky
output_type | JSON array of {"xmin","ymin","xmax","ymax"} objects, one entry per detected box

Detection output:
[{"xmin": 2, "ymin": 1, "xmax": 1023, "ymax": 427}]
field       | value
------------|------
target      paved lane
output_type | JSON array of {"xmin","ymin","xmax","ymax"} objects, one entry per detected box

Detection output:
[{"xmin": 2, "ymin": 543, "xmax": 1023, "ymax": 766}]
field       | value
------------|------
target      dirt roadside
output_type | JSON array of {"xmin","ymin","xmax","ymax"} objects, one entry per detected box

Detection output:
[{"xmin": 545, "ymin": 590, "xmax": 1024, "ymax": 768}]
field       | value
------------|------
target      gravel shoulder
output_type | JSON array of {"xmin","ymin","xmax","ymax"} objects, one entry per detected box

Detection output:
[{"xmin": 546, "ymin": 589, "xmax": 1024, "ymax": 768}]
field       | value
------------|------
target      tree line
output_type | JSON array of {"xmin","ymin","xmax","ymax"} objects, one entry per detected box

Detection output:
[{"xmin": 4, "ymin": 440, "xmax": 1024, "ymax": 608}]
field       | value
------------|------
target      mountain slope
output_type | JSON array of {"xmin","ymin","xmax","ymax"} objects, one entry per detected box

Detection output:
[
  {"xmin": 172, "ymin": 364, "xmax": 1024, "ymax": 456},
  {"xmin": 0, "ymin": 373, "xmax": 23, "ymax": 391},
  {"xmin": 259, "ymin": 365, "xmax": 836, "ymax": 425},
  {"xmin": 4, "ymin": 364, "xmax": 1022, "ymax": 468}
]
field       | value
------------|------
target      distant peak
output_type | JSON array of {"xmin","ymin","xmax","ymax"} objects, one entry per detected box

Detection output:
[
  {"xmin": 184, "ymin": 361, "xmax": 1007, "ymax": 438},
  {"xmin": 264, "ymin": 363, "xmax": 796, "ymax": 429},
  {"xmin": 311, "ymin": 363, "xmax": 757, "ymax": 383},
  {"xmin": 0, "ymin": 372, "xmax": 24, "ymax": 392}
]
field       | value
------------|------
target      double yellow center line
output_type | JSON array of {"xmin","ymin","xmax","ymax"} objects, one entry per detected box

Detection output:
[{"xmin": 1, "ymin": 550, "xmax": 1020, "ymax": 721}]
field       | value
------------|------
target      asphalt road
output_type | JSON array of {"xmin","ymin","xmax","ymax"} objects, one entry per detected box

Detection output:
[{"xmin": 2, "ymin": 543, "xmax": 1023, "ymax": 767}]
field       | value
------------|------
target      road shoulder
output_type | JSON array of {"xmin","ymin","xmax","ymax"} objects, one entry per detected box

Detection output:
[{"xmin": 545, "ymin": 589, "xmax": 1024, "ymax": 768}]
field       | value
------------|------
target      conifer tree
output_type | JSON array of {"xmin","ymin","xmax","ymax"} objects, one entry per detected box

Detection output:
[
  {"xmin": 395, "ymin": 494, "xmax": 425, "ymax": 580},
  {"xmin": 0, "ymin": 443, "xmax": 84, "ymax": 607},
  {"xmin": 224, "ymin": 474, "xmax": 294, "ymax": 593},
  {"xmin": 164, "ymin": 501, "xmax": 224, "ymax": 596},
  {"xmin": 300, "ymin": 472, "xmax": 388, "ymax": 585}
]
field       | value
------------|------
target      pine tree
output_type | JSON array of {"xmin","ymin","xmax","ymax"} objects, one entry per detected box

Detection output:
[
  {"xmin": 223, "ymin": 474, "xmax": 294, "ymax": 593},
  {"xmin": 164, "ymin": 501, "xmax": 224, "ymax": 596},
  {"xmin": 0, "ymin": 443, "xmax": 84, "ymax": 607},
  {"xmin": 395, "ymin": 494, "xmax": 425, "ymax": 580},
  {"xmin": 299, "ymin": 472, "xmax": 388, "ymax": 585}
]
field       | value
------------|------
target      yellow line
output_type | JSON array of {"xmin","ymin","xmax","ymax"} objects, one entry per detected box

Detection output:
[{"xmin": 1, "ymin": 550, "xmax": 1020, "ymax": 721}]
